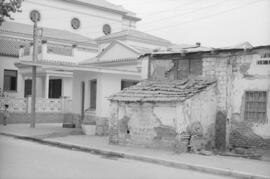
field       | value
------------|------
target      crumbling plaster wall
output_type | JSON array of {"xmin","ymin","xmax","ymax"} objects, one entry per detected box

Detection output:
[
  {"xmin": 231, "ymin": 53, "xmax": 270, "ymax": 122},
  {"xmin": 203, "ymin": 52, "xmax": 270, "ymax": 148},
  {"xmin": 229, "ymin": 53, "xmax": 270, "ymax": 148},
  {"xmin": 109, "ymin": 102, "xmax": 177, "ymax": 147},
  {"xmin": 109, "ymin": 85, "xmax": 217, "ymax": 149}
]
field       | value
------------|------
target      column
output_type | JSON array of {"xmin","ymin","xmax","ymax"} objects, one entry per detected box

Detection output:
[{"xmin": 44, "ymin": 75, "xmax": 49, "ymax": 98}]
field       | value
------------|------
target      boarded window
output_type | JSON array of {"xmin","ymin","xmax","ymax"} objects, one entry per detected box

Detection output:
[
  {"xmin": 176, "ymin": 59, "xmax": 202, "ymax": 80},
  {"xmin": 4, "ymin": 69, "xmax": 17, "ymax": 91},
  {"xmin": 121, "ymin": 80, "xmax": 139, "ymax": 90},
  {"xmin": 244, "ymin": 91, "xmax": 267, "ymax": 123}
]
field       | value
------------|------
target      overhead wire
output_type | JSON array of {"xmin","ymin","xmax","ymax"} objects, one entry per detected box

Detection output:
[
  {"xmin": 143, "ymin": 0, "xmax": 266, "ymax": 33},
  {"xmin": 140, "ymin": 0, "xmax": 232, "ymax": 26}
]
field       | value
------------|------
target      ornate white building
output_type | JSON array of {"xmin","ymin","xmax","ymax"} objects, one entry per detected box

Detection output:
[{"xmin": 0, "ymin": 0, "xmax": 172, "ymax": 98}]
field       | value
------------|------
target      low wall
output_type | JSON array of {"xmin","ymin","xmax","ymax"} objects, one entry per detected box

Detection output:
[
  {"xmin": 0, "ymin": 112, "xmax": 69, "ymax": 124},
  {"xmin": 65, "ymin": 113, "xmax": 109, "ymax": 136}
]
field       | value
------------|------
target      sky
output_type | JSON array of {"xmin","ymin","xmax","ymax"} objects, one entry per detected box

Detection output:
[{"xmin": 108, "ymin": 0, "xmax": 270, "ymax": 47}]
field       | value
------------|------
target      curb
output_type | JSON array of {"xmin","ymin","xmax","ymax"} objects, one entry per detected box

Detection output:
[{"xmin": 1, "ymin": 132, "xmax": 269, "ymax": 179}]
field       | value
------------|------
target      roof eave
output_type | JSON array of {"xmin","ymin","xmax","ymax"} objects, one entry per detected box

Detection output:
[
  {"xmin": 123, "ymin": 15, "xmax": 141, "ymax": 22},
  {"xmin": 15, "ymin": 60, "xmax": 141, "ymax": 76}
]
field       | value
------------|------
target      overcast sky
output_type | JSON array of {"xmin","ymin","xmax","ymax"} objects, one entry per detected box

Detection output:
[{"xmin": 109, "ymin": 0, "xmax": 270, "ymax": 47}]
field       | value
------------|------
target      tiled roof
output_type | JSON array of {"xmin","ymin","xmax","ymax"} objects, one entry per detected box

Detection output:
[
  {"xmin": 0, "ymin": 38, "xmax": 30, "ymax": 57},
  {"xmin": 0, "ymin": 21, "xmax": 96, "ymax": 45},
  {"xmin": 0, "ymin": 37, "xmax": 73, "ymax": 57},
  {"xmin": 80, "ymin": 57, "xmax": 139, "ymax": 65},
  {"xmin": 96, "ymin": 29, "xmax": 171, "ymax": 45},
  {"xmin": 145, "ymin": 42, "xmax": 256, "ymax": 56},
  {"xmin": 108, "ymin": 78, "xmax": 216, "ymax": 102}
]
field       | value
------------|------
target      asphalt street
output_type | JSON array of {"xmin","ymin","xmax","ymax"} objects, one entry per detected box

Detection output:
[{"xmin": 0, "ymin": 136, "xmax": 233, "ymax": 179}]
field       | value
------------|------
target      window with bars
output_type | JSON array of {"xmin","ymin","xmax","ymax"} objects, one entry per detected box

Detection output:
[{"xmin": 244, "ymin": 91, "xmax": 267, "ymax": 123}]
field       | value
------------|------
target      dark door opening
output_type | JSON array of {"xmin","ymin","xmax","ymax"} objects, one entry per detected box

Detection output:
[
  {"xmin": 49, "ymin": 79, "xmax": 62, "ymax": 98},
  {"xmin": 90, "ymin": 79, "xmax": 97, "ymax": 110},
  {"xmin": 24, "ymin": 79, "xmax": 32, "ymax": 97}
]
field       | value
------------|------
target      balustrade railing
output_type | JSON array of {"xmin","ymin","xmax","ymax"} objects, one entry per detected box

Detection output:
[{"xmin": 0, "ymin": 97, "xmax": 72, "ymax": 113}]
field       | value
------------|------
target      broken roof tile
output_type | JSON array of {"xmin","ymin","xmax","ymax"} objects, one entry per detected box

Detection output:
[{"xmin": 108, "ymin": 78, "xmax": 216, "ymax": 102}]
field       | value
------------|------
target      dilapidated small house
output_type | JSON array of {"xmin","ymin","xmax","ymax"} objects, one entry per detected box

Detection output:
[
  {"xmin": 108, "ymin": 78, "xmax": 217, "ymax": 151},
  {"xmin": 108, "ymin": 42, "xmax": 270, "ymax": 152},
  {"xmin": 138, "ymin": 43, "xmax": 270, "ymax": 151}
]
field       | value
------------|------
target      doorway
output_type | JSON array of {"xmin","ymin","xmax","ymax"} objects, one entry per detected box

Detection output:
[
  {"xmin": 90, "ymin": 79, "xmax": 97, "ymax": 110},
  {"xmin": 24, "ymin": 79, "xmax": 32, "ymax": 97}
]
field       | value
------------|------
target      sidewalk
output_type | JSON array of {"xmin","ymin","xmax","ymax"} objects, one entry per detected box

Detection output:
[{"xmin": 1, "ymin": 123, "xmax": 270, "ymax": 179}]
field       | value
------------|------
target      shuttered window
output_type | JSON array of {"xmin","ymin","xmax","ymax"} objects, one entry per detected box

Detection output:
[{"xmin": 244, "ymin": 91, "xmax": 267, "ymax": 123}]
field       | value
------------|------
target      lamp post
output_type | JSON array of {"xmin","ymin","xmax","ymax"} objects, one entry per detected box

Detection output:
[{"xmin": 30, "ymin": 10, "xmax": 40, "ymax": 128}]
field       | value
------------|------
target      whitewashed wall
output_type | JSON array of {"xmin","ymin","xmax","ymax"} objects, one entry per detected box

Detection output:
[
  {"xmin": 98, "ymin": 43, "xmax": 139, "ymax": 61},
  {"xmin": 12, "ymin": 0, "xmax": 137, "ymax": 39},
  {"xmin": 72, "ymin": 71, "xmax": 140, "ymax": 117}
]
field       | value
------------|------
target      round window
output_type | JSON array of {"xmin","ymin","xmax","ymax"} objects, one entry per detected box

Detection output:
[
  {"xmin": 30, "ymin": 10, "xmax": 41, "ymax": 22},
  {"xmin": 103, "ymin": 24, "xmax": 111, "ymax": 35},
  {"xmin": 71, "ymin": 18, "xmax": 80, "ymax": 29}
]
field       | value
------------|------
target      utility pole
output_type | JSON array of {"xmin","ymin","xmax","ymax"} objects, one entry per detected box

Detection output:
[{"xmin": 30, "ymin": 10, "xmax": 40, "ymax": 128}]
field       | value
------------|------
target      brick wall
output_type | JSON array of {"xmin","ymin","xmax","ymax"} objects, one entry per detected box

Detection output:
[
  {"xmin": 203, "ymin": 57, "xmax": 231, "ymax": 112},
  {"xmin": 202, "ymin": 56, "xmax": 233, "ymax": 149}
]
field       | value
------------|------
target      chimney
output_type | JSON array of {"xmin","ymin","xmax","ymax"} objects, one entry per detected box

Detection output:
[
  {"xmin": 19, "ymin": 45, "xmax": 25, "ymax": 57},
  {"xmin": 196, "ymin": 42, "xmax": 201, "ymax": 47}
]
